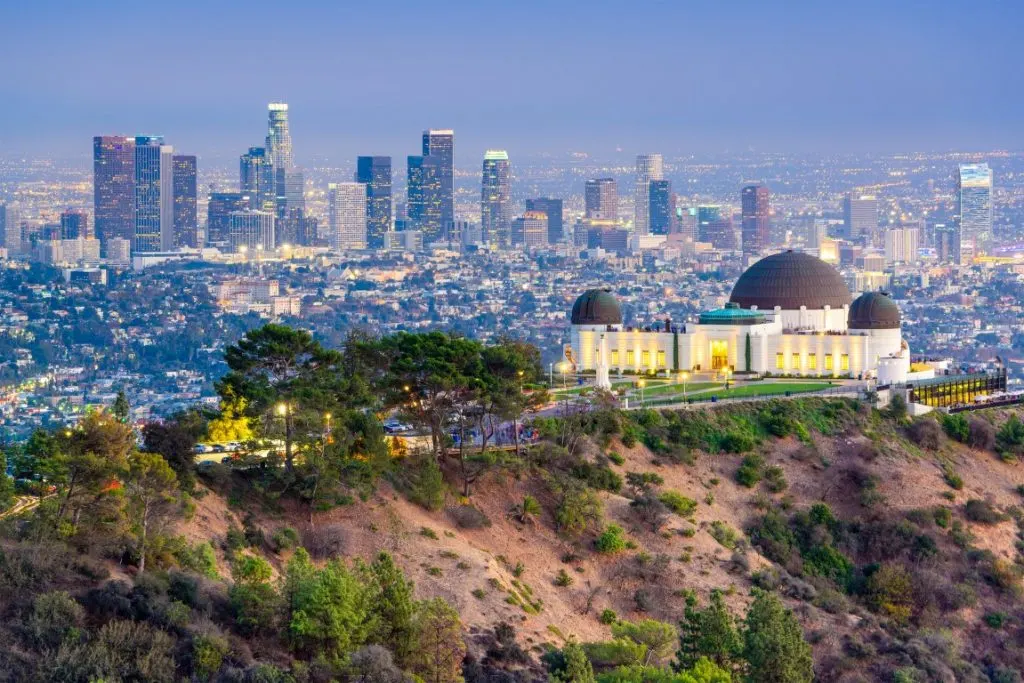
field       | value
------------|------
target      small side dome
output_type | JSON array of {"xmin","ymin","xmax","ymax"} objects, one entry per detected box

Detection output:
[
  {"xmin": 571, "ymin": 288, "xmax": 622, "ymax": 325},
  {"xmin": 848, "ymin": 291, "xmax": 901, "ymax": 329}
]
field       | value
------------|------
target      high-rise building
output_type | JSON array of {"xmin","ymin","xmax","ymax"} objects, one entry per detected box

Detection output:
[
  {"xmin": 327, "ymin": 182, "xmax": 368, "ymax": 251},
  {"xmin": 526, "ymin": 198, "xmax": 564, "ymax": 243},
  {"xmin": 240, "ymin": 147, "xmax": 275, "ymax": 213},
  {"xmin": 60, "ymin": 209, "xmax": 89, "ymax": 240},
  {"xmin": 266, "ymin": 102, "xmax": 293, "ymax": 218},
  {"xmin": 356, "ymin": 156, "xmax": 392, "ymax": 249},
  {"xmin": 93, "ymin": 135, "xmax": 135, "ymax": 246},
  {"xmin": 698, "ymin": 206, "xmax": 735, "ymax": 250},
  {"xmin": 884, "ymin": 227, "xmax": 920, "ymax": 264},
  {"xmin": 934, "ymin": 223, "xmax": 960, "ymax": 264},
  {"xmin": 481, "ymin": 150, "xmax": 511, "ymax": 248},
  {"xmin": 422, "ymin": 129, "xmax": 454, "ymax": 233},
  {"xmin": 278, "ymin": 208, "xmax": 318, "ymax": 247},
  {"xmin": 407, "ymin": 155, "xmax": 444, "ymax": 241},
  {"xmin": 956, "ymin": 163, "xmax": 993, "ymax": 263},
  {"xmin": 284, "ymin": 170, "xmax": 305, "ymax": 216},
  {"xmin": 585, "ymin": 178, "xmax": 617, "ymax": 221},
  {"xmin": 678, "ymin": 207, "xmax": 698, "ymax": 241},
  {"xmin": 133, "ymin": 136, "xmax": 174, "ymax": 253},
  {"xmin": 648, "ymin": 180, "xmax": 674, "ymax": 235},
  {"xmin": 172, "ymin": 155, "xmax": 197, "ymax": 248},
  {"xmin": 634, "ymin": 154, "xmax": 663, "ymax": 235},
  {"xmin": 208, "ymin": 192, "xmax": 249, "ymax": 246},
  {"xmin": 0, "ymin": 203, "xmax": 19, "ymax": 255},
  {"xmin": 511, "ymin": 211, "xmax": 548, "ymax": 249},
  {"xmin": 228, "ymin": 209, "xmax": 275, "ymax": 253},
  {"xmin": 843, "ymin": 194, "xmax": 878, "ymax": 241},
  {"xmin": 741, "ymin": 184, "xmax": 771, "ymax": 256}
]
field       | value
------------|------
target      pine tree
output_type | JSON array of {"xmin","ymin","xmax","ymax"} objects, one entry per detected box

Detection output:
[
  {"xmin": 743, "ymin": 590, "xmax": 813, "ymax": 683},
  {"xmin": 676, "ymin": 590, "xmax": 742, "ymax": 673},
  {"xmin": 550, "ymin": 641, "xmax": 595, "ymax": 683},
  {"xmin": 112, "ymin": 390, "xmax": 131, "ymax": 423}
]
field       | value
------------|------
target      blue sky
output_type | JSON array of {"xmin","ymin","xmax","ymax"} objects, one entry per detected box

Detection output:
[{"xmin": 1, "ymin": 0, "xmax": 1021, "ymax": 163}]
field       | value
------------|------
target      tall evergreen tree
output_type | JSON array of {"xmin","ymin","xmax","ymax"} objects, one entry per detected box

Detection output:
[
  {"xmin": 676, "ymin": 590, "xmax": 742, "ymax": 673},
  {"xmin": 743, "ymin": 590, "xmax": 813, "ymax": 683}
]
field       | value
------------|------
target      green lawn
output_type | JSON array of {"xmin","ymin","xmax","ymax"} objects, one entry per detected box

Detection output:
[
  {"xmin": 640, "ymin": 381, "xmax": 722, "ymax": 397},
  {"xmin": 702, "ymin": 381, "xmax": 834, "ymax": 400}
]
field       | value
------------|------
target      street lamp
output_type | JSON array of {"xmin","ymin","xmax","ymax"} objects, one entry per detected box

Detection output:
[
  {"xmin": 723, "ymin": 367, "xmax": 732, "ymax": 392},
  {"xmin": 276, "ymin": 401, "xmax": 293, "ymax": 468},
  {"xmin": 558, "ymin": 361, "xmax": 568, "ymax": 389},
  {"xmin": 680, "ymin": 371, "xmax": 689, "ymax": 401},
  {"xmin": 637, "ymin": 378, "xmax": 646, "ymax": 405}
]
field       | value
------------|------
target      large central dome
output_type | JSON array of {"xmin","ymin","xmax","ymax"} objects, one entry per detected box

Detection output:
[{"xmin": 729, "ymin": 251, "xmax": 852, "ymax": 311}]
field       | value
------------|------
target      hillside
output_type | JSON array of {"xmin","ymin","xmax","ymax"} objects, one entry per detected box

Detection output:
[{"xmin": 6, "ymin": 396, "xmax": 1024, "ymax": 682}]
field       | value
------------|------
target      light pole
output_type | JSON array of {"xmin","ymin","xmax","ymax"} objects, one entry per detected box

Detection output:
[
  {"xmin": 637, "ymin": 378, "xmax": 646, "ymax": 406},
  {"xmin": 681, "ymin": 371, "xmax": 689, "ymax": 402},
  {"xmin": 549, "ymin": 362, "xmax": 553, "ymax": 388},
  {"xmin": 276, "ymin": 401, "xmax": 293, "ymax": 470},
  {"xmin": 558, "ymin": 361, "xmax": 568, "ymax": 390}
]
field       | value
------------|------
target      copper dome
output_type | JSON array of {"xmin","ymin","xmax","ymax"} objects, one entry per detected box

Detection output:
[
  {"xmin": 848, "ymin": 291, "xmax": 901, "ymax": 330},
  {"xmin": 571, "ymin": 289, "xmax": 622, "ymax": 325},
  {"xmin": 729, "ymin": 251, "xmax": 851, "ymax": 311}
]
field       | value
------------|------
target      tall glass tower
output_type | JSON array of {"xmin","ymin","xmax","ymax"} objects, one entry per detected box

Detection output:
[
  {"xmin": 634, "ymin": 154, "xmax": 663, "ymax": 235},
  {"xmin": 93, "ymin": 135, "xmax": 136, "ymax": 246},
  {"xmin": 481, "ymin": 150, "xmax": 511, "ymax": 248},
  {"xmin": 956, "ymin": 163, "xmax": 993, "ymax": 263},
  {"xmin": 648, "ymin": 180, "xmax": 674, "ymax": 235},
  {"xmin": 240, "ymin": 147, "xmax": 276, "ymax": 213},
  {"xmin": 407, "ymin": 155, "xmax": 443, "ymax": 241},
  {"xmin": 422, "ymin": 129, "xmax": 454, "ymax": 232},
  {"xmin": 356, "ymin": 156, "xmax": 392, "ymax": 249},
  {"xmin": 172, "ymin": 155, "xmax": 198, "ymax": 247},
  {"xmin": 266, "ymin": 103, "xmax": 294, "ymax": 218},
  {"xmin": 741, "ymin": 184, "xmax": 770, "ymax": 257},
  {"xmin": 134, "ymin": 135, "xmax": 174, "ymax": 253}
]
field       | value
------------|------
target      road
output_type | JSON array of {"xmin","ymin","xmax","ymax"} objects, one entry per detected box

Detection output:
[{"xmin": 0, "ymin": 495, "xmax": 42, "ymax": 520}]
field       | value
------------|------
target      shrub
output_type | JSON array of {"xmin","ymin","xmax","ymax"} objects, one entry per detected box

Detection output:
[
  {"xmin": 865, "ymin": 564, "xmax": 914, "ymax": 624},
  {"xmin": 192, "ymin": 632, "xmax": 230, "ymax": 681},
  {"xmin": 608, "ymin": 451, "xmax": 625, "ymax": 466},
  {"xmin": 625, "ymin": 471, "xmax": 664, "ymax": 496},
  {"xmin": 720, "ymin": 430, "xmax": 756, "ymax": 454},
  {"xmin": 581, "ymin": 638, "xmax": 647, "ymax": 669},
  {"xmin": 659, "ymin": 491, "xmax": 698, "ymax": 517},
  {"xmin": 554, "ymin": 569, "xmax": 574, "ymax": 587},
  {"xmin": 941, "ymin": 413, "xmax": 969, "ymax": 443},
  {"xmin": 736, "ymin": 454, "xmax": 765, "ymax": 488},
  {"xmin": 631, "ymin": 493, "xmax": 669, "ymax": 532},
  {"xmin": 941, "ymin": 465, "xmax": 963, "ymax": 490},
  {"xmin": 964, "ymin": 498, "xmax": 1006, "ymax": 525},
  {"xmin": 553, "ymin": 480, "xmax": 604, "ymax": 537},
  {"xmin": 599, "ymin": 609, "xmax": 618, "ymax": 625},
  {"xmin": 448, "ymin": 504, "xmax": 491, "ymax": 529},
  {"xmin": 984, "ymin": 611, "xmax": 1008, "ymax": 628},
  {"xmin": 351, "ymin": 644, "xmax": 406, "ymax": 683},
  {"xmin": 595, "ymin": 525, "xmax": 628, "ymax": 554},
  {"xmin": 270, "ymin": 526, "xmax": 300, "ymax": 553},
  {"xmin": 27, "ymin": 591, "xmax": 85, "ymax": 649},
  {"xmin": 573, "ymin": 462, "xmax": 623, "ymax": 493},
  {"xmin": 709, "ymin": 521, "xmax": 741, "ymax": 550},
  {"xmin": 968, "ymin": 418, "xmax": 996, "ymax": 451},
  {"xmin": 908, "ymin": 419, "xmax": 943, "ymax": 450},
  {"xmin": 764, "ymin": 465, "xmax": 788, "ymax": 493},
  {"xmin": 998, "ymin": 415, "xmax": 1024, "ymax": 461},
  {"xmin": 933, "ymin": 507, "xmax": 952, "ymax": 528},
  {"xmin": 406, "ymin": 455, "xmax": 447, "ymax": 510},
  {"xmin": 301, "ymin": 523, "xmax": 348, "ymax": 559},
  {"xmin": 175, "ymin": 541, "xmax": 219, "ymax": 579}
]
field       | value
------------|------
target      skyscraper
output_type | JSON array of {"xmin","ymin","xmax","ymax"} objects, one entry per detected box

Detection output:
[
  {"xmin": 698, "ymin": 206, "xmax": 735, "ymax": 249},
  {"xmin": 422, "ymin": 129, "xmax": 454, "ymax": 232},
  {"xmin": 133, "ymin": 136, "xmax": 174, "ymax": 253},
  {"xmin": 648, "ymin": 180, "xmax": 674, "ymax": 235},
  {"xmin": 884, "ymin": 227, "xmax": 920, "ymax": 265},
  {"xmin": 207, "ymin": 192, "xmax": 249, "ymax": 246},
  {"xmin": 327, "ymin": 182, "xmax": 368, "ymax": 251},
  {"xmin": 585, "ymin": 178, "xmax": 617, "ymax": 221},
  {"xmin": 934, "ymin": 223, "xmax": 960, "ymax": 265},
  {"xmin": 741, "ymin": 184, "xmax": 770, "ymax": 256},
  {"xmin": 60, "ymin": 209, "xmax": 89, "ymax": 240},
  {"xmin": 407, "ymin": 155, "xmax": 443, "ymax": 241},
  {"xmin": 956, "ymin": 163, "xmax": 993, "ymax": 263},
  {"xmin": 356, "ymin": 156, "xmax": 392, "ymax": 249},
  {"xmin": 0, "ymin": 203, "xmax": 19, "ymax": 255},
  {"xmin": 266, "ymin": 102, "xmax": 298, "ymax": 219},
  {"xmin": 240, "ymin": 147, "xmax": 275, "ymax": 213},
  {"xmin": 634, "ymin": 154, "xmax": 663, "ymax": 235},
  {"xmin": 173, "ymin": 155, "xmax": 197, "ymax": 248},
  {"xmin": 93, "ymin": 135, "xmax": 135, "ymax": 246},
  {"xmin": 511, "ymin": 211, "xmax": 548, "ymax": 249},
  {"xmin": 843, "ymin": 194, "xmax": 878, "ymax": 241},
  {"xmin": 526, "ymin": 198, "xmax": 564, "ymax": 243},
  {"xmin": 481, "ymin": 150, "xmax": 511, "ymax": 248}
]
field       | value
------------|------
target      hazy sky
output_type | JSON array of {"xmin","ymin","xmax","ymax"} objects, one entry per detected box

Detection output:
[{"xmin": 1, "ymin": 0, "xmax": 1021, "ymax": 164}]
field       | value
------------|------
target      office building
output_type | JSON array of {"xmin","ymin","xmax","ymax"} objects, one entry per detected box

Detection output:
[
  {"xmin": 0, "ymin": 203, "xmax": 19, "ymax": 255},
  {"xmin": 741, "ymin": 184, "xmax": 770, "ymax": 256},
  {"xmin": 173, "ymin": 155, "xmax": 197, "ymax": 248},
  {"xmin": 284, "ymin": 170, "xmax": 305, "ymax": 216},
  {"xmin": 956, "ymin": 163, "xmax": 993, "ymax": 263},
  {"xmin": 208, "ymin": 192, "xmax": 249, "ymax": 246},
  {"xmin": 422, "ymin": 129, "xmax": 454, "ymax": 232},
  {"xmin": 327, "ymin": 182, "xmax": 368, "ymax": 251},
  {"xmin": 240, "ymin": 147, "xmax": 276, "ymax": 213},
  {"xmin": 884, "ymin": 227, "xmax": 920, "ymax": 265},
  {"xmin": 93, "ymin": 135, "xmax": 135, "ymax": 245},
  {"xmin": 407, "ymin": 155, "xmax": 444, "ymax": 241},
  {"xmin": 356, "ymin": 156, "xmax": 392, "ymax": 249},
  {"xmin": 634, "ymin": 154, "xmax": 663, "ymax": 234},
  {"xmin": 279, "ymin": 208, "xmax": 318, "ymax": 247},
  {"xmin": 843, "ymin": 194, "xmax": 878, "ymax": 241},
  {"xmin": 526, "ymin": 198, "xmax": 564, "ymax": 243},
  {"xmin": 511, "ymin": 211, "xmax": 547, "ymax": 249},
  {"xmin": 677, "ymin": 207, "xmax": 697, "ymax": 241},
  {"xmin": 648, "ymin": 180, "xmax": 674, "ymax": 235},
  {"xmin": 228, "ymin": 210, "xmax": 275, "ymax": 253},
  {"xmin": 481, "ymin": 150, "xmax": 511, "ymax": 248},
  {"xmin": 266, "ymin": 102, "xmax": 293, "ymax": 218},
  {"xmin": 934, "ymin": 224, "xmax": 960, "ymax": 264},
  {"xmin": 60, "ymin": 209, "xmax": 89, "ymax": 240},
  {"xmin": 698, "ymin": 206, "xmax": 735, "ymax": 249},
  {"xmin": 133, "ymin": 136, "xmax": 174, "ymax": 253},
  {"xmin": 585, "ymin": 178, "xmax": 617, "ymax": 221}
]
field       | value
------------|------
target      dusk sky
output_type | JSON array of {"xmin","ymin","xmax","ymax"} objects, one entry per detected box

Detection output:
[{"xmin": 2, "ymin": 0, "xmax": 1021, "ymax": 164}]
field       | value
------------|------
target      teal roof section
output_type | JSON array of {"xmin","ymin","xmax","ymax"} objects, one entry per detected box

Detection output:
[{"xmin": 699, "ymin": 303, "xmax": 766, "ymax": 325}]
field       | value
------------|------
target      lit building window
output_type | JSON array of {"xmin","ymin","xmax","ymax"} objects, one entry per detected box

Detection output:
[
  {"xmin": 641, "ymin": 350, "xmax": 651, "ymax": 367},
  {"xmin": 657, "ymin": 350, "xmax": 666, "ymax": 368},
  {"xmin": 611, "ymin": 349, "xmax": 619, "ymax": 365},
  {"xmin": 776, "ymin": 353, "xmax": 784, "ymax": 369},
  {"xmin": 825, "ymin": 354, "xmax": 834, "ymax": 371},
  {"xmin": 808, "ymin": 354, "xmax": 817, "ymax": 370},
  {"xmin": 792, "ymin": 353, "xmax": 801, "ymax": 370},
  {"xmin": 841, "ymin": 354, "xmax": 850, "ymax": 371},
  {"xmin": 626, "ymin": 349, "xmax": 635, "ymax": 366}
]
